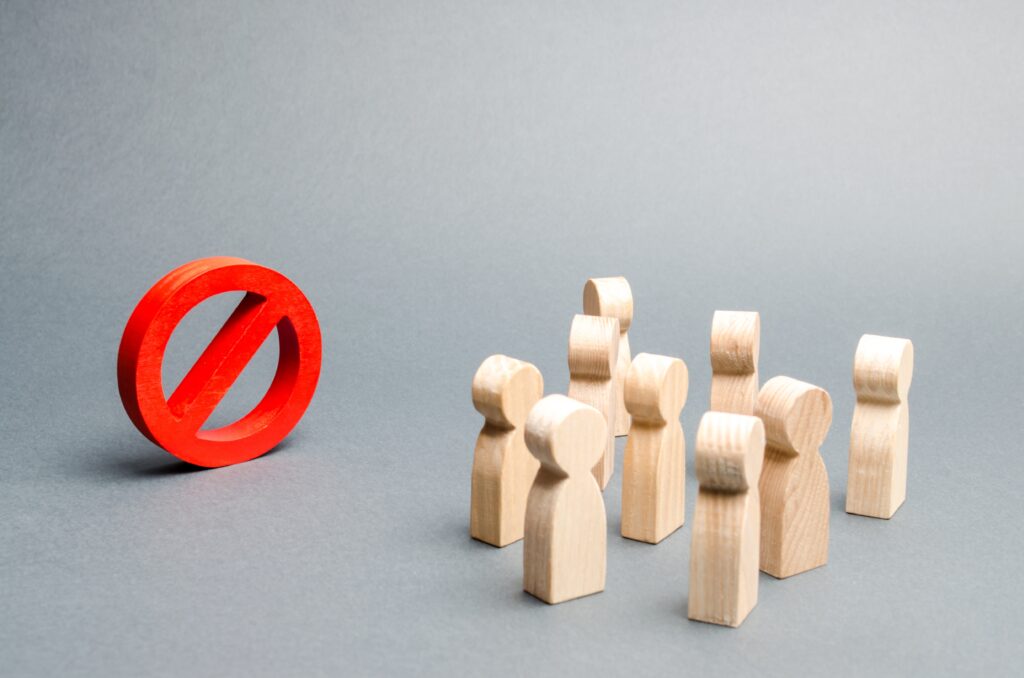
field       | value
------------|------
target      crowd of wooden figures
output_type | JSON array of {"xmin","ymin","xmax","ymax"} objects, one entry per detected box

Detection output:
[{"xmin": 469, "ymin": 277, "xmax": 914, "ymax": 627}]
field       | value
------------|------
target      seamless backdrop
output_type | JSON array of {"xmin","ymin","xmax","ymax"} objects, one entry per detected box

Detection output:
[{"xmin": 2, "ymin": 1, "xmax": 1022, "ymax": 676}]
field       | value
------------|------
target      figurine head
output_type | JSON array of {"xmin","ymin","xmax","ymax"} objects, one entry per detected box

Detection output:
[
  {"xmin": 853, "ymin": 335, "xmax": 914, "ymax": 404},
  {"xmin": 755, "ymin": 376, "xmax": 832, "ymax": 455},
  {"xmin": 583, "ymin": 277, "xmax": 633, "ymax": 332},
  {"xmin": 695, "ymin": 411, "xmax": 765, "ymax": 492},
  {"xmin": 710, "ymin": 310, "xmax": 760, "ymax": 375},
  {"xmin": 525, "ymin": 395, "xmax": 607, "ymax": 478},
  {"xmin": 625, "ymin": 353, "xmax": 688, "ymax": 425},
  {"xmin": 472, "ymin": 355, "xmax": 544, "ymax": 428},
  {"xmin": 568, "ymin": 314, "xmax": 619, "ymax": 380}
]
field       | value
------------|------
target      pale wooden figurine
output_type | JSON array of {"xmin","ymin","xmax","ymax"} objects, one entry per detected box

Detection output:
[
  {"xmin": 470, "ymin": 355, "xmax": 544, "ymax": 547},
  {"xmin": 621, "ymin": 353, "xmax": 688, "ymax": 544},
  {"xmin": 523, "ymin": 395, "xmax": 607, "ymax": 604},
  {"xmin": 710, "ymin": 310, "xmax": 760, "ymax": 415},
  {"xmin": 847, "ymin": 334, "xmax": 914, "ymax": 519},
  {"xmin": 688, "ymin": 411, "xmax": 765, "ymax": 628},
  {"xmin": 567, "ymin": 314, "xmax": 620, "ymax": 490},
  {"xmin": 583, "ymin": 276, "xmax": 634, "ymax": 436},
  {"xmin": 756, "ymin": 376, "xmax": 832, "ymax": 578}
]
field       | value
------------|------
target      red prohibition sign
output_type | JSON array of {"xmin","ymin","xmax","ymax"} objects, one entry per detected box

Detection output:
[{"xmin": 117, "ymin": 257, "xmax": 322, "ymax": 468}]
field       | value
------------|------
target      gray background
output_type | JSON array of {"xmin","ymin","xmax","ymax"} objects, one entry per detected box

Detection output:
[{"xmin": 2, "ymin": 1, "xmax": 1022, "ymax": 675}]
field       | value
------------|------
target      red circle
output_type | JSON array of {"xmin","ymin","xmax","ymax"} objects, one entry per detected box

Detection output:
[{"xmin": 117, "ymin": 257, "xmax": 322, "ymax": 467}]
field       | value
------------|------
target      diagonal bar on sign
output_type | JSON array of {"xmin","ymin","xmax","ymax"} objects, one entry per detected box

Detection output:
[{"xmin": 167, "ymin": 291, "xmax": 285, "ymax": 432}]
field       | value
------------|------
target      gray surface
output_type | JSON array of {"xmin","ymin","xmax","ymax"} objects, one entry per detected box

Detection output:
[{"xmin": 2, "ymin": 1, "xmax": 1022, "ymax": 675}]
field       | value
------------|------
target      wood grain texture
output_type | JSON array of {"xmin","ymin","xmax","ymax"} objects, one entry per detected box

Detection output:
[
  {"xmin": 710, "ymin": 310, "xmax": 760, "ymax": 415},
  {"xmin": 523, "ymin": 395, "xmax": 607, "ymax": 604},
  {"xmin": 688, "ymin": 411, "xmax": 765, "ymax": 628},
  {"xmin": 583, "ymin": 276, "xmax": 634, "ymax": 437},
  {"xmin": 567, "ymin": 314, "xmax": 620, "ymax": 490},
  {"xmin": 756, "ymin": 376, "xmax": 832, "ymax": 579},
  {"xmin": 621, "ymin": 353, "xmax": 688, "ymax": 544},
  {"xmin": 470, "ymin": 355, "xmax": 544, "ymax": 547},
  {"xmin": 847, "ymin": 334, "xmax": 914, "ymax": 519}
]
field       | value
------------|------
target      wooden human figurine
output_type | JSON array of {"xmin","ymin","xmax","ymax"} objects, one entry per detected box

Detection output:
[
  {"xmin": 621, "ymin": 353, "xmax": 688, "ymax": 544},
  {"xmin": 583, "ymin": 276, "xmax": 634, "ymax": 437},
  {"xmin": 847, "ymin": 334, "xmax": 914, "ymax": 519},
  {"xmin": 709, "ymin": 310, "xmax": 760, "ymax": 415},
  {"xmin": 756, "ymin": 376, "xmax": 832, "ymax": 579},
  {"xmin": 567, "ymin": 313, "xmax": 620, "ymax": 490},
  {"xmin": 470, "ymin": 355, "xmax": 544, "ymax": 547},
  {"xmin": 688, "ymin": 411, "xmax": 765, "ymax": 628},
  {"xmin": 523, "ymin": 395, "xmax": 607, "ymax": 604}
]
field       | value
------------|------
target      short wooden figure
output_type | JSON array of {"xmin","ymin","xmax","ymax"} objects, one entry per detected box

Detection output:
[
  {"xmin": 470, "ymin": 355, "xmax": 544, "ymax": 547},
  {"xmin": 523, "ymin": 395, "xmax": 607, "ymax": 604},
  {"xmin": 621, "ymin": 353, "xmax": 688, "ymax": 544},
  {"xmin": 583, "ymin": 276, "xmax": 634, "ymax": 437},
  {"xmin": 710, "ymin": 310, "xmax": 760, "ymax": 415},
  {"xmin": 688, "ymin": 411, "xmax": 765, "ymax": 628},
  {"xmin": 567, "ymin": 313, "xmax": 620, "ymax": 490},
  {"xmin": 847, "ymin": 334, "xmax": 914, "ymax": 519},
  {"xmin": 756, "ymin": 376, "xmax": 832, "ymax": 579}
]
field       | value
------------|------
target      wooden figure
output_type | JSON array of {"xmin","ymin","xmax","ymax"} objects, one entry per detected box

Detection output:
[
  {"xmin": 523, "ymin": 395, "xmax": 607, "ymax": 604},
  {"xmin": 688, "ymin": 411, "xmax": 765, "ymax": 628},
  {"xmin": 583, "ymin": 276, "xmax": 634, "ymax": 437},
  {"xmin": 756, "ymin": 376, "xmax": 832, "ymax": 579},
  {"xmin": 567, "ymin": 313, "xmax": 620, "ymax": 490},
  {"xmin": 621, "ymin": 353, "xmax": 688, "ymax": 544},
  {"xmin": 846, "ymin": 334, "xmax": 915, "ymax": 519},
  {"xmin": 470, "ymin": 355, "xmax": 544, "ymax": 547},
  {"xmin": 709, "ymin": 310, "xmax": 760, "ymax": 415}
]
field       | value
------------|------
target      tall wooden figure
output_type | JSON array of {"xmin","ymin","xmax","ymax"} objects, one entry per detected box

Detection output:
[
  {"xmin": 567, "ymin": 314, "xmax": 620, "ymax": 490},
  {"xmin": 583, "ymin": 276, "xmax": 633, "ymax": 436},
  {"xmin": 710, "ymin": 311, "xmax": 760, "ymax": 415},
  {"xmin": 523, "ymin": 395, "xmax": 607, "ymax": 604},
  {"xmin": 621, "ymin": 353, "xmax": 688, "ymax": 544},
  {"xmin": 756, "ymin": 376, "xmax": 832, "ymax": 578},
  {"xmin": 470, "ymin": 355, "xmax": 544, "ymax": 547},
  {"xmin": 688, "ymin": 411, "xmax": 765, "ymax": 628},
  {"xmin": 847, "ymin": 334, "xmax": 914, "ymax": 519}
]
